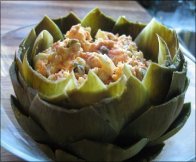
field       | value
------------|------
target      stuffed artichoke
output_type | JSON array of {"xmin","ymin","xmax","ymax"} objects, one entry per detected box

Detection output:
[{"xmin": 10, "ymin": 8, "xmax": 191, "ymax": 161}]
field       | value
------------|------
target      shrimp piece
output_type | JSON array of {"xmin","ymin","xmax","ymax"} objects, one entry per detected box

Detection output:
[
  {"xmin": 34, "ymin": 60, "xmax": 48, "ymax": 77},
  {"xmin": 66, "ymin": 24, "xmax": 92, "ymax": 43},
  {"xmin": 79, "ymin": 52, "xmax": 102, "ymax": 68},
  {"xmin": 108, "ymin": 49, "xmax": 129, "ymax": 65},
  {"xmin": 112, "ymin": 66, "xmax": 123, "ymax": 81}
]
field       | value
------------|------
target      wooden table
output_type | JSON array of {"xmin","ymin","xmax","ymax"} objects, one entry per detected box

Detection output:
[{"xmin": 1, "ymin": 1, "xmax": 151, "ymax": 161}]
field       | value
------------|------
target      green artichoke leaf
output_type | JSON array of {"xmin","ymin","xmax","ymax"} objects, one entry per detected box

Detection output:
[
  {"xmin": 15, "ymin": 57, "xmax": 37, "ymax": 104},
  {"xmin": 41, "ymin": 72, "xmax": 127, "ymax": 107},
  {"xmin": 19, "ymin": 28, "xmax": 37, "ymax": 61},
  {"xmin": 123, "ymin": 64, "xmax": 132, "ymax": 78},
  {"xmin": 172, "ymin": 49, "xmax": 186, "ymax": 71},
  {"xmin": 10, "ymin": 95, "xmax": 51, "ymax": 143},
  {"xmin": 172, "ymin": 77, "xmax": 188, "ymax": 120},
  {"xmin": 53, "ymin": 12, "xmax": 81, "ymax": 34},
  {"xmin": 9, "ymin": 62, "xmax": 30, "ymax": 114},
  {"xmin": 55, "ymin": 149, "xmax": 84, "ymax": 162},
  {"xmin": 39, "ymin": 72, "xmax": 77, "ymax": 105},
  {"xmin": 166, "ymin": 71, "xmax": 186, "ymax": 100},
  {"xmin": 107, "ymin": 74, "xmax": 127, "ymax": 98},
  {"xmin": 29, "ymin": 95, "xmax": 118, "ymax": 146},
  {"xmin": 94, "ymin": 73, "xmax": 149, "ymax": 133},
  {"xmin": 112, "ymin": 16, "xmax": 146, "ymax": 40},
  {"xmin": 37, "ymin": 143, "xmax": 55, "ymax": 160},
  {"xmin": 69, "ymin": 138, "xmax": 148, "ymax": 161},
  {"xmin": 35, "ymin": 15, "xmax": 63, "ymax": 41},
  {"xmin": 32, "ymin": 30, "xmax": 53, "ymax": 59},
  {"xmin": 142, "ymin": 62, "xmax": 173, "ymax": 104},
  {"xmin": 81, "ymin": 8, "xmax": 115, "ymax": 37},
  {"xmin": 157, "ymin": 34, "xmax": 172, "ymax": 66},
  {"xmin": 21, "ymin": 51, "xmax": 70, "ymax": 97},
  {"xmin": 135, "ymin": 18, "xmax": 178, "ymax": 61},
  {"xmin": 150, "ymin": 103, "xmax": 191, "ymax": 145},
  {"xmin": 129, "ymin": 143, "xmax": 165, "ymax": 162},
  {"xmin": 119, "ymin": 90, "xmax": 186, "ymax": 141},
  {"xmin": 67, "ymin": 70, "xmax": 107, "ymax": 107}
]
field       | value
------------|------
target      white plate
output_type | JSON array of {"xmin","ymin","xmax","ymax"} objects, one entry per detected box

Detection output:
[{"xmin": 1, "ymin": 26, "xmax": 195, "ymax": 161}]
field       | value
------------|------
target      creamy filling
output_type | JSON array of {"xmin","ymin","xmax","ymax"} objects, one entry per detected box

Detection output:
[{"xmin": 34, "ymin": 24, "xmax": 151, "ymax": 84}]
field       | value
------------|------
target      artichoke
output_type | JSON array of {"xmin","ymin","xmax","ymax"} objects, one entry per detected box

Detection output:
[{"xmin": 10, "ymin": 8, "xmax": 191, "ymax": 161}]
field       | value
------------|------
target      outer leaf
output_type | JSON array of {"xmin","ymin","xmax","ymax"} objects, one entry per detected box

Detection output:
[
  {"xmin": 21, "ymin": 52, "xmax": 70, "ymax": 97},
  {"xmin": 150, "ymin": 103, "xmax": 191, "ymax": 145},
  {"xmin": 112, "ymin": 16, "xmax": 145, "ymax": 40},
  {"xmin": 37, "ymin": 143, "xmax": 85, "ymax": 161},
  {"xmin": 81, "ymin": 8, "xmax": 115, "ymax": 37},
  {"xmin": 119, "ymin": 90, "xmax": 186, "ymax": 142},
  {"xmin": 135, "ymin": 18, "xmax": 178, "ymax": 61},
  {"xmin": 172, "ymin": 78, "xmax": 189, "ymax": 120},
  {"xmin": 53, "ymin": 12, "xmax": 81, "ymax": 34},
  {"xmin": 39, "ymin": 72, "xmax": 77, "ymax": 106},
  {"xmin": 10, "ymin": 95, "xmax": 51, "ymax": 143},
  {"xmin": 157, "ymin": 34, "xmax": 172, "ymax": 66},
  {"xmin": 19, "ymin": 28, "xmax": 37, "ymax": 60},
  {"xmin": 128, "ymin": 143, "xmax": 165, "ymax": 162},
  {"xmin": 55, "ymin": 149, "xmax": 84, "ymax": 162},
  {"xmin": 37, "ymin": 143, "xmax": 55, "ymax": 160},
  {"xmin": 9, "ymin": 62, "xmax": 30, "ymax": 114},
  {"xmin": 69, "ymin": 138, "xmax": 148, "ymax": 161},
  {"xmin": 32, "ymin": 30, "xmax": 53, "ymax": 59},
  {"xmin": 94, "ymin": 74, "xmax": 149, "ymax": 133},
  {"xmin": 166, "ymin": 71, "xmax": 186, "ymax": 99},
  {"xmin": 142, "ymin": 62, "xmax": 173, "ymax": 104},
  {"xmin": 107, "ymin": 74, "xmax": 127, "ymax": 98},
  {"xmin": 67, "ymin": 70, "xmax": 107, "ymax": 107},
  {"xmin": 29, "ymin": 95, "xmax": 118, "ymax": 146},
  {"xmin": 35, "ymin": 16, "xmax": 63, "ymax": 41},
  {"xmin": 172, "ymin": 49, "xmax": 186, "ymax": 71}
]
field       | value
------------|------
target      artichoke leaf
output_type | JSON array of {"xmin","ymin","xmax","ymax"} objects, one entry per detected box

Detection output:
[
  {"xmin": 21, "ymin": 51, "xmax": 70, "ymax": 97},
  {"xmin": 55, "ymin": 149, "xmax": 84, "ymax": 162},
  {"xmin": 166, "ymin": 71, "xmax": 186, "ymax": 100},
  {"xmin": 122, "ymin": 64, "xmax": 132, "ymax": 78},
  {"xmin": 39, "ymin": 72, "xmax": 77, "ymax": 105},
  {"xmin": 15, "ymin": 51, "xmax": 23, "ymax": 76},
  {"xmin": 81, "ymin": 8, "xmax": 115, "ymax": 37},
  {"xmin": 67, "ymin": 70, "xmax": 107, "ymax": 107},
  {"xmin": 16, "ymin": 60, "xmax": 37, "ymax": 105},
  {"xmin": 129, "ymin": 143, "xmax": 165, "ymax": 162},
  {"xmin": 135, "ymin": 18, "xmax": 178, "ymax": 61},
  {"xmin": 172, "ymin": 77, "xmax": 189, "ymax": 121},
  {"xmin": 150, "ymin": 103, "xmax": 191, "ymax": 145},
  {"xmin": 112, "ymin": 16, "xmax": 146, "ymax": 40},
  {"xmin": 107, "ymin": 74, "xmax": 127, "ymax": 98},
  {"xmin": 119, "ymin": 90, "xmax": 187, "ymax": 141},
  {"xmin": 32, "ymin": 30, "xmax": 54, "ymax": 59},
  {"xmin": 94, "ymin": 74, "xmax": 148, "ymax": 133},
  {"xmin": 29, "ymin": 95, "xmax": 118, "ymax": 146},
  {"xmin": 142, "ymin": 62, "xmax": 173, "ymax": 104},
  {"xmin": 35, "ymin": 15, "xmax": 63, "ymax": 41},
  {"xmin": 69, "ymin": 138, "xmax": 148, "ymax": 161},
  {"xmin": 10, "ymin": 95, "xmax": 51, "ymax": 143},
  {"xmin": 19, "ymin": 28, "xmax": 37, "ymax": 61},
  {"xmin": 172, "ymin": 49, "xmax": 186, "ymax": 71},
  {"xmin": 37, "ymin": 143, "xmax": 55, "ymax": 161},
  {"xmin": 53, "ymin": 12, "xmax": 81, "ymax": 34},
  {"xmin": 157, "ymin": 34, "xmax": 172, "ymax": 66},
  {"xmin": 9, "ymin": 62, "xmax": 30, "ymax": 114}
]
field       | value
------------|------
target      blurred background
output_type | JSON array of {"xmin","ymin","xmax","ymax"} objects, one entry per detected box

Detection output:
[{"xmin": 138, "ymin": 0, "xmax": 195, "ymax": 58}]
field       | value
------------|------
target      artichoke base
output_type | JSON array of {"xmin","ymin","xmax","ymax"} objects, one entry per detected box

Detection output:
[{"xmin": 11, "ymin": 95, "xmax": 191, "ymax": 162}]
